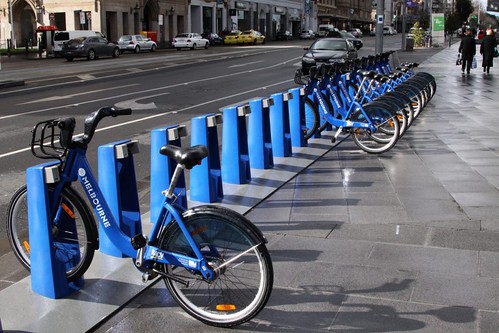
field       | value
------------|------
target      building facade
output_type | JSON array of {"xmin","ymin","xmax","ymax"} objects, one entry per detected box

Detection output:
[{"xmin": 0, "ymin": 0, "xmax": 306, "ymax": 49}]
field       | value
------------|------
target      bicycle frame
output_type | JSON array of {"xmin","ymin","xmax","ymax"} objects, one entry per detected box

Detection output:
[{"xmin": 51, "ymin": 146, "xmax": 217, "ymax": 281}]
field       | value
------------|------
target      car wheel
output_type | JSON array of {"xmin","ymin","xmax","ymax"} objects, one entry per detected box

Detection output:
[
  {"xmin": 176, "ymin": 48, "xmax": 181, "ymax": 51},
  {"xmin": 151, "ymin": 44, "xmax": 156, "ymax": 52},
  {"xmin": 134, "ymin": 46, "xmax": 140, "ymax": 53},
  {"xmin": 253, "ymin": 39, "xmax": 257, "ymax": 45},
  {"xmin": 191, "ymin": 43, "xmax": 197, "ymax": 50},
  {"xmin": 65, "ymin": 57, "xmax": 74, "ymax": 62},
  {"xmin": 87, "ymin": 49, "xmax": 96, "ymax": 60},
  {"xmin": 204, "ymin": 42, "xmax": 209, "ymax": 49},
  {"xmin": 112, "ymin": 48, "xmax": 120, "ymax": 58}
]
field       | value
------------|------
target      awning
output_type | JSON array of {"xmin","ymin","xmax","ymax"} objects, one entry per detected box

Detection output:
[{"xmin": 36, "ymin": 25, "xmax": 59, "ymax": 32}]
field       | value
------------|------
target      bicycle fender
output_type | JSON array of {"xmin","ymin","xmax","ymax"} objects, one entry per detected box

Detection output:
[{"xmin": 183, "ymin": 205, "xmax": 267, "ymax": 245}]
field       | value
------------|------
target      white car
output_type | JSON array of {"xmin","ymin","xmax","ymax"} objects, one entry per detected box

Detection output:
[
  {"xmin": 172, "ymin": 33, "xmax": 209, "ymax": 50},
  {"xmin": 300, "ymin": 30, "xmax": 317, "ymax": 40},
  {"xmin": 349, "ymin": 28, "xmax": 363, "ymax": 38},
  {"xmin": 383, "ymin": 26, "xmax": 397, "ymax": 35},
  {"xmin": 118, "ymin": 34, "xmax": 157, "ymax": 53}
]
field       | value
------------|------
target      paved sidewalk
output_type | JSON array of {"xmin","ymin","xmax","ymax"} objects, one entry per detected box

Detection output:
[
  {"xmin": 92, "ymin": 44, "xmax": 499, "ymax": 332},
  {"xmin": 3, "ymin": 42, "xmax": 499, "ymax": 332}
]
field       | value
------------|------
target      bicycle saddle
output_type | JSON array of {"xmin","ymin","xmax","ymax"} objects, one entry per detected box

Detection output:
[{"xmin": 160, "ymin": 145, "xmax": 208, "ymax": 169}]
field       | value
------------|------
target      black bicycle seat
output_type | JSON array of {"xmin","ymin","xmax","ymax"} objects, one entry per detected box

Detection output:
[{"xmin": 160, "ymin": 145, "xmax": 208, "ymax": 170}]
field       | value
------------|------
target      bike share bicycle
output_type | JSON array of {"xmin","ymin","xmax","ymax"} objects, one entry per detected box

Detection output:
[
  {"xmin": 296, "ymin": 53, "xmax": 436, "ymax": 154},
  {"xmin": 6, "ymin": 106, "xmax": 273, "ymax": 327}
]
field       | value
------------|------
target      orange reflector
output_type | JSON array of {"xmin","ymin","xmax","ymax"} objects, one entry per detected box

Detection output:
[
  {"xmin": 61, "ymin": 202, "xmax": 75, "ymax": 219},
  {"xmin": 216, "ymin": 304, "xmax": 236, "ymax": 311},
  {"xmin": 23, "ymin": 241, "xmax": 31, "ymax": 254}
]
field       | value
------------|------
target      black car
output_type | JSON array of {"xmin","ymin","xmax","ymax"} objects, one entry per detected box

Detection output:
[
  {"xmin": 276, "ymin": 30, "xmax": 293, "ymax": 41},
  {"xmin": 327, "ymin": 29, "xmax": 363, "ymax": 50},
  {"xmin": 301, "ymin": 38, "xmax": 358, "ymax": 75},
  {"xmin": 201, "ymin": 32, "xmax": 224, "ymax": 46}
]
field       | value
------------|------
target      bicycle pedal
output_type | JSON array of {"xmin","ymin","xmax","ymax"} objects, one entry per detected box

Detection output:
[{"xmin": 131, "ymin": 234, "xmax": 147, "ymax": 249}]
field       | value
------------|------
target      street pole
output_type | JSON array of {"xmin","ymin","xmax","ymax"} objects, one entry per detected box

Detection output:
[
  {"xmin": 8, "ymin": 0, "xmax": 15, "ymax": 49},
  {"xmin": 375, "ymin": 0, "xmax": 385, "ymax": 53},
  {"xmin": 401, "ymin": 0, "xmax": 406, "ymax": 50}
]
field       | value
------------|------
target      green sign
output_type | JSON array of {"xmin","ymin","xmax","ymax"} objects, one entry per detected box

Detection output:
[{"xmin": 433, "ymin": 15, "xmax": 445, "ymax": 31}]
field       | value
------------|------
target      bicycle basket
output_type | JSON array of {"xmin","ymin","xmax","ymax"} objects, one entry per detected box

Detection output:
[{"xmin": 30, "ymin": 117, "xmax": 76, "ymax": 160}]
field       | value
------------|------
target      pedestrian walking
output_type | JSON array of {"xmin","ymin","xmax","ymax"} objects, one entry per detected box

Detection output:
[
  {"xmin": 458, "ymin": 28, "xmax": 476, "ymax": 75},
  {"xmin": 480, "ymin": 27, "xmax": 497, "ymax": 74}
]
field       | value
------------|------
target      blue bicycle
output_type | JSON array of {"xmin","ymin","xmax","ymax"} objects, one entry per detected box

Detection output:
[{"xmin": 6, "ymin": 107, "xmax": 273, "ymax": 327}]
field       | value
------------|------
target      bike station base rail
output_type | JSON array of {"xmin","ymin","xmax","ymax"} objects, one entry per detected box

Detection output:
[{"xmin": 0, "ymin": 136, "xmax": 335, "ymax": 333}]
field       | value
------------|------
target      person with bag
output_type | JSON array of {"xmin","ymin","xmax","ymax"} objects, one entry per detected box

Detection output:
[
  {"xmin": 480, "ymin": 27, "xmax": 498, "ymax": 74},
  {"xmin": 458, "ymin": 28, "xmax": 476, "ymax": 75}
]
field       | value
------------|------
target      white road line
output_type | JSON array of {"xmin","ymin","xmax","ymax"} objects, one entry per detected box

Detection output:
[
  {"xmin": 228, "ymin": 60, "xmax": 264, "ymax": 68},
  {"xmin": 0, "ymin": 79, "xmax": 294, "ymax": 159},
  {"xmin": 0, "ymin": 56, "xmax": 301, "ymax": 122},
  {"xmin": 19, "ymin": 84, "xmax": 140, "ymax": 105}
]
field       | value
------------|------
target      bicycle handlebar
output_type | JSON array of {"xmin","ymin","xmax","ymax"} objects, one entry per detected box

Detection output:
[{"xmin": 74, "ymin": 106, "xmax": 132, "ymax": 147}]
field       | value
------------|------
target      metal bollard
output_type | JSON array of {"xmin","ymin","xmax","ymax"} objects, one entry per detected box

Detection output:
[
  {"xmin": 27, "ymin": 161, "xmax": 83, "ymax": 298},
  {"xmin": 190, "ymin": 113, "xmax": 224, "ymax": 203},
  {"xmin": 150, "ymin": 125, "xmax": 187, "ymax": 222},
  {"xmin": 269, "ymin": 92, "xmax": 293, "ymax": 157},
  {"xmin": 248, "ymin": 98, "xmax": 274, "ymax": 169},
  {"xmin": 221, "ymin": 105, "xmax": 251, "ymax": 184},
  {"xmin": 98, "ymin": 140, "xmax": 142, "ymax": 257}
]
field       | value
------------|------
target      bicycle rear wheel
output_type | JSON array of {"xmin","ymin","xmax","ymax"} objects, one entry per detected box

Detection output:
[
  {"xmin": 6, "ymin": 184, "xmax": 96, "ymax": 282},
  {"xmin": 159, "ymin": 206, "xmax": 273, "ymax": 327},
  {"xmin": 350, "ymin": 104, "xmax": 400, "ymax": 154}
]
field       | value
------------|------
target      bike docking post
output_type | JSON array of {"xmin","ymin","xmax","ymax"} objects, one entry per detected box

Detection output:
[
  {"xmin": 288, "ymin": 87, "xmax": 307, "ymax": 147},
  {"xmin": 270, "ymin": 92, "xmax": 293, "ymax": 157},
  {"xmin": 190, "ymin": 113, "xmax": 224, "ymax": 203},
  {"xmin": 221, "ymin": 105, "xmax": 251, "ymax": 184},
  {"xmin": 27, "ymin": 161, "xmax": 83, "ymax": 298},
  {"xmin": 150, "ymin": 125, "xmax": 188, "ymax": 222},
  {"xmin": 248, "ymin": 98, "xmax": 274, "ymax": 169},
  {"xmin": 98, "ymin": 140, "xmax": 142, "ymax": 257}
]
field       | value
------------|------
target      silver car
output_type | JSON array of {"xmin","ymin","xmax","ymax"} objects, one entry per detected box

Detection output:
[{"xmin": 118, "ymin": 34, "xmax": 157, "ymax": 53}]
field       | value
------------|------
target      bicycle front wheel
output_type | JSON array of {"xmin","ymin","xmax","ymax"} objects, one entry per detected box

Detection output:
[
  {"xmin": 6, "ymin": 184, "xmax": 96, "ymax": 282},
  {"xmin": 159, "ymin": 206, "xmax": 273, "ymax": 327},
  {"xmin": 304, "ymin": 97, "xmax": 320, "ymax": 140}
]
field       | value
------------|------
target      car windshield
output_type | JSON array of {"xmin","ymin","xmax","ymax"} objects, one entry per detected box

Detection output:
[
  {"xmin": 311, "ymin": 40, "xmax": 346, "ymax": 51},
  {"xmin": 242, "ymin": 31, "xmax": 253, "ymax": 35},
  {"xmin": 227, "ymin": 31, "xmax": 241, "ymax": 36},
  {"xmin": 119, "ymin": 35, "xmax": 132, "ymax": 41},
  {"xmin": 176, "ymin": 33, "xmax": 190, "ymax": 38},
  {"xmin": 342, "ymin": 32, "xmax": 356, "ymax": 38}
]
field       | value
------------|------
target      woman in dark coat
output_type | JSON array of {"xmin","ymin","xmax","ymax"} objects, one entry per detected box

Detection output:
[
  {"xmin": 480, "ymin": 28, "xmax": 497, "ymax": 74},
  {"xmin": 458, "ymin": 29, "xmax": 476, "ymax": 75}
]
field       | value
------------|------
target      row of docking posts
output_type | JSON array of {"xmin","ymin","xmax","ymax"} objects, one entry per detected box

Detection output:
[{"xmin": 27, "ymin": 86, "xmax": 313, "ymax": 298}]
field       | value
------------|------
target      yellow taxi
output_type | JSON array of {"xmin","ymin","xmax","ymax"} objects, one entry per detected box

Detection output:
[
  {"xmin": 240, "ymin": 30, "xmax": 266, "ymax": 45},
  {"xmin": 223, "ymin": 30, "xmax": 242, "ymax": 45}
]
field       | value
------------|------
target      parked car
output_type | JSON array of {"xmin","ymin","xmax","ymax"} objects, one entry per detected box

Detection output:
[
  {"xmin": 383, "ymin": 26, "xmax": 397, "ymax": 35},
  {"xmin": 53, "ymin": 30, "xmax": 105, "ymax": 57},
  {"xmin": 62, "ymin": 36, "xmax": 120, "ymax": 61},
  {"xmin": 240, "ymin": 30, "xmax": 266, "ymax": 45},
  {"xmin": 276, "ymin": 30, "xmax": 293, "ymax": 41},
  {"xmin": 202, "ymin": 32, "xmax": 224, "ymax": 46},
  {"xmin": 349, "ymin": 28, "xmax": 363, "ymax": 38},
  {"xmin": 301, "ymin": 37, "xmax": 358, "ymax": 75},
  {"xmin": 327, "ymin": 29, "xmax": 363, "ymax": 50},
  {"xmin": 300, "ymin": 29, "xmax": 317, "ymax": 40},
  {"xmin": 172, "ymin": 33, "xmax": 209, "ymax": 50},
  {"xmin": 223, "ymin": 30, "xmax": 242, "ymax": 45},
  {"xmin": 117, "ymin": 34, "xmax": 157, "ymax": 53}
]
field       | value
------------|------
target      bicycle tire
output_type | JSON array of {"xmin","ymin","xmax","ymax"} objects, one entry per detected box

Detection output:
[
  {"xmin": 304, "ymin": 97, "xmax": 320, "ymax": 140},
  {"xmin": 6, "ymin": 184, "xmax": 96, "ymax": 282},
  {"xmin": 350, "ymin": 104, "xmax": 400, "ymax": 154},
  {"xmin": 159, "ymin": 205, "xmax": 273, "ymax": 328}
]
